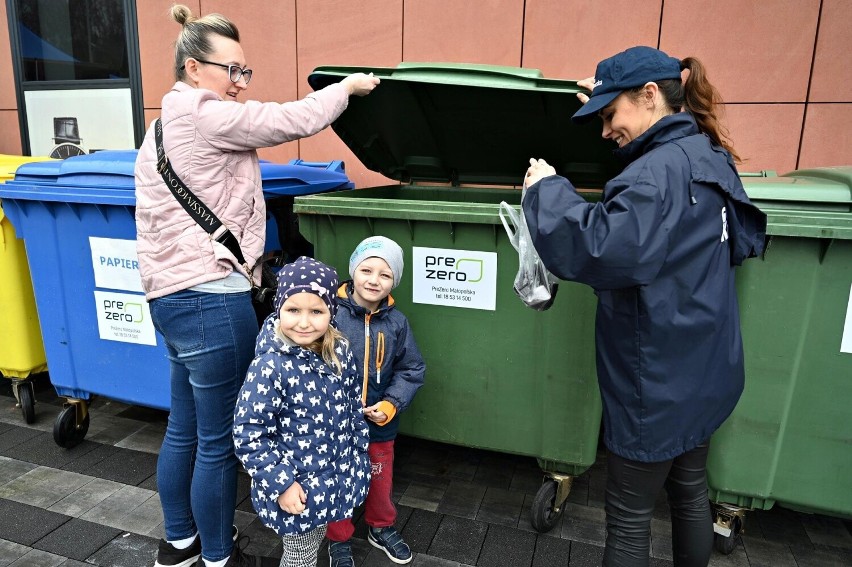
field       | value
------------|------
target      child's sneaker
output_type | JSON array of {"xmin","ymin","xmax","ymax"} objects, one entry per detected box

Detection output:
[
  {"xmin": 153, "ymin": 536, "xmax": 200, "ymax": 567},
  {"xmin": 367, "ymin": 526, "xmax": 412, "ymax": 564},
  {"xmin": 224, "ymin": 535, "xmax": 280, "ymax": 566},
  {"xmin": 328, "ymin": 540, "xmax": 355, "ymax": 567}
]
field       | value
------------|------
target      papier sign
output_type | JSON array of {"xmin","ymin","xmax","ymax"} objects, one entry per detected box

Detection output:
[
  {"xmin": 89, "ymin": 237, "xmax": 143, "ymax": 292},
  {"xmin": 412, "ymin": 246, "xmax": 497, "ymax": 311},
  {"xmin": 89, "ymin": 237, "xmax": 155, "ymax": 345},
  {"xmin": 94, "ymin": 290, "xmax": 157, "ymax": 346}
]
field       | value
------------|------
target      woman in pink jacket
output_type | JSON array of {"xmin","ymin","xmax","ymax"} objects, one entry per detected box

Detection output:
[{"xmin": 134, "ymin": 5, "xmax": 378, "ymax": 567}]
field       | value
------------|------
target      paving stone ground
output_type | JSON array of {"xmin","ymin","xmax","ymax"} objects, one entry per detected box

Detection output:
[{"xmin": 1, "ymin": 374, "xmax": 851, "ymax": 567}]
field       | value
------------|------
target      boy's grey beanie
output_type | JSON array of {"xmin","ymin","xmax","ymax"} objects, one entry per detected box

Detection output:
[{"xmin": 348, "ymin": 236, "xmax": 404, "ymax": 289}]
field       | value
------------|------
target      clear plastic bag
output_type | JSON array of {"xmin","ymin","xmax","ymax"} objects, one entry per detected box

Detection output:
[{"xmin": 499, "ymin": 188, "xmax": 559, "ymax": 311}]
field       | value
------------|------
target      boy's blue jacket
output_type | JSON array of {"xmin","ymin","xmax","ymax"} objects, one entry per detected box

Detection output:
[
  {"xmin": 523, "ymin": 113, "xmax": 767, "ymax": 463},
  {"xmin": 234, "ymin": 316, "xmax": 371, "ymax": 535},
  {"xmin": 336, "ymin": 283, "xmax": 426, "ymax": 442}
]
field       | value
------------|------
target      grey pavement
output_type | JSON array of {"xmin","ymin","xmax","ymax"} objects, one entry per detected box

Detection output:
[{"xmin": 1, "ymin": 373, "xmax": 851, "ymax": 567}]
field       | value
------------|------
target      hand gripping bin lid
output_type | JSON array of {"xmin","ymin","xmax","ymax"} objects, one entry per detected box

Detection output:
[
  {"xmin": 295, "ymin": 63, "xmax": 618, "ymax": 530},
  {"xmin": 705, "ymin": 167, "xmax": 852, "ymax": 550},
  {"xmin": 0, "ymin": 150, "xmax": 354, "ymax": 447},
  {"xmin": 0, "ymin": 154, "xmax": 55, "ymax": 425}
]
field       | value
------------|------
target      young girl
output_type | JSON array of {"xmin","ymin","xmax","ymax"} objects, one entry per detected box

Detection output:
[{"xmin": 234, "ymin": 257, "xmax": 371, "ymax": 567}]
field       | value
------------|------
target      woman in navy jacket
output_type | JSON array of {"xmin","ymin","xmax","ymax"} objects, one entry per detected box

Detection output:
[{"xmin": 522, "ymin": 46, "xmax": 766, "ymax": 566}]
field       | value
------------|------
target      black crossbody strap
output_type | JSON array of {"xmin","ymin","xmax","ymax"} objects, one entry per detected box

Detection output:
[{"xmin": 154, "ymin": 119, "xmax": 247, "ymax": 267}]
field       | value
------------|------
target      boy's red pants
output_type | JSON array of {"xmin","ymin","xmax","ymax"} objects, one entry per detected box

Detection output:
[{"xmin": 327, "ymin": 439, "xmax": 396, "ymax": 541}]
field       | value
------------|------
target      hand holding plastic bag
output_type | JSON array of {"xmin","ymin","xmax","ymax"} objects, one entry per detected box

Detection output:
[{"xmin": 499, "ymin": 184, "xmax": 559, "ymax": 311}]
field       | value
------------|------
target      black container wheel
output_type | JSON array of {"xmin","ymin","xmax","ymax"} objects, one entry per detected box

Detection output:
[
  {"xmin": 531, "ymin": 479, "xmax": 566, "ymax": 532},
  {"xmin": 53, "ymin": 404, "xmax": 89, "ymax": 448},
  {"xmin": 17, "ymin": 381, "xmax": 35, "ymax": 424},
  {"xmin": 714, "ymin": 515, "xmax": 743, "ymax": 555}
]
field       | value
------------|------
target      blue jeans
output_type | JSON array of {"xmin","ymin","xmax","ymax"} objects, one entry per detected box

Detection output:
[{"xmin": 150, "ymin": 289, "xmax": 257, "ymax": 562}]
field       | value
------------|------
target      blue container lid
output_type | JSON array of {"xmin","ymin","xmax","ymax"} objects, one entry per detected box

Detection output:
[
  {"xmin": 260, "ymin": 159, "xmax": 354, "ymax": 196},
  {"xmin": 0, "ymin": 150, "xmax": 353, "ymax": 205}
]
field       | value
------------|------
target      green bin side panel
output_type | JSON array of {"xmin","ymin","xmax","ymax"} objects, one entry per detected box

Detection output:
[
  {"xmin": 298, "ymin": 189, "xmax": 602, "ymax": 476},
  {"xmin": 708, "ymin": 235, "xmax": 852, "ymax": 518}
]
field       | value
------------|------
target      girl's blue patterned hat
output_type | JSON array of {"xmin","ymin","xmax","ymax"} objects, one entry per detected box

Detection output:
[{"xmin": 273, "ymin": 256, "xmax": 339, "ymax": 317}]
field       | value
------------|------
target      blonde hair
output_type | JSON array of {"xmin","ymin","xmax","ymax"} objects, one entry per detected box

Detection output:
[
  {"xmin": 170, "ymin": 4, "xmax": 240, "ymax": 82},
  {"xmin": 307, "ymin": 326, "xmax": 346, "ymax": 375}
]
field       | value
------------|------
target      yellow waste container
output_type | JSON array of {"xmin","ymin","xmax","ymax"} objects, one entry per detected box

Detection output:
[{"xmin": 0, "ymin": 154, "xmax": 54, "ymax": 423}]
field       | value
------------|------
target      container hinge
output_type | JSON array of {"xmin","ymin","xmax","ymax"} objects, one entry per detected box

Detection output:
[
  {"xmin": 325, "ymin": 214, "xmax": 336, "ymax": 236},
  {"xmin": 760, "ymin": 235, "xmax": 772, "ymax": 260},
  {"xmin": 366, "ymin": 217, "xmax": 375, "ymax": 235},
  {"xmin": 64, "ymin": 201, "xmax": 82, "ymax": 221},
  {"xmin": 406, "ymin": 219, "xmax": 414, "ymax": 240},
  {"xmin": 818, "ymin": 238, "xmax": 834, "ymax": 264},
  {"xmin": 95, "ymin": 203, "xmax": 110, "ymax": 222}
]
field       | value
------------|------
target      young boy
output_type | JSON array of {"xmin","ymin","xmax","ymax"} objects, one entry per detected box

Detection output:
[{"xmin": 327, "ymin": 236, "xmax": 426, "ymax": 566}]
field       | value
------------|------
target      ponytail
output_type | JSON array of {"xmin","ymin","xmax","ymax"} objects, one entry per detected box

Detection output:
[
  {"xmin": 681, "ymin": 57, "xmax": 741, "ymax": 162},
  {"xmin": 644, "ymin": 57, "xmax": 741, "ymax": 163}
]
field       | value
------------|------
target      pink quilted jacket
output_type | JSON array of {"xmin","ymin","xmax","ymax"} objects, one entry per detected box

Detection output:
[{"xmin": 135, "ymin": 81, "xmax": 348, "ymax": 300}]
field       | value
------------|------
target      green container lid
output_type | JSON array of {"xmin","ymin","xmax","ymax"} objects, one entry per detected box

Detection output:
[
  {"xmin": 308, "ymin": 62, "xmax": 621, "ymax": 188},
  {"xmin": 739, "ymin": 168, "xmax": 852, "ymax": 238},
  {"xmin": 741, "ymin": 167, "xmax": 852, "ymax": 211},
  {"xmin": 307, "ymin": 63, "xmax": 851, "ymax": 238}
]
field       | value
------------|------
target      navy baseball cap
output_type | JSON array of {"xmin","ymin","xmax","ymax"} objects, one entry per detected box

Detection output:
[{"xmin": 572, "ymin": 46, "xmax": 682, "ymax": 124}]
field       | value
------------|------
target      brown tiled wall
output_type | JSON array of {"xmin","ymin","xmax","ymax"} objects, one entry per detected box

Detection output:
[{"xmin": 2, "ymin": 1, "xmax": 850, "ymax": 183}]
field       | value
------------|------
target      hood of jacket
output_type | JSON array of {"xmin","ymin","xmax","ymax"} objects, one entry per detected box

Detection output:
[{"xmin": 617, "ymin": 113, "xmax": 767, "ymax": 264}]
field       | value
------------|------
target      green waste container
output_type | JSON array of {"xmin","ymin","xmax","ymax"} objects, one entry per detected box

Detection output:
[
  {"xmin": 707, "ymin": 167, "xmax": 852, "ymax": 554},
  {"xmin": 0, "ymin": 154, "xmax": 54, "ymax": 424},
  {"xmin": 296, "ymin": 63, "xmax": 622, "ymax": 532}
]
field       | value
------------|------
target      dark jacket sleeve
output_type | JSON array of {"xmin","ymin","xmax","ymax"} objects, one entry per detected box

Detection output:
[
  {"xmin": 522, "ymin": 173, "xmax": 670, "ymax": 290},
  {"xmin": 382, "ymin": 317, "xmax": 425, "ymax": 413}
]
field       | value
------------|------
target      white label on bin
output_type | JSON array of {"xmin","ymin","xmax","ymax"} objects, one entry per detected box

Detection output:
[
  {"xmin": 90, "ymin": 237, "xmax": 143, "ymax": 293},
  {"xmin": 842, "ymin": 283, "xmax": 852, "ymax": 354},
  {"xmin": 94, "ymin": 290, "xmax": 157, "ymax": 346},
  {"xmin": 412, "ymin": 246, "xmax": 497, "ymax": 311}
]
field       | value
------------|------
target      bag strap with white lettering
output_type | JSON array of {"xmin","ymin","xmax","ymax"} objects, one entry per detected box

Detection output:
[{"xmin": 154, "ymin": 118, "xmax": 247, "ymax": 268}]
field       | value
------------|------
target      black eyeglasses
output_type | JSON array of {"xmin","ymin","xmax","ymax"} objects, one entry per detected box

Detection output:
[{"xmin": 193, "ymin": 58, "xmax": 253, "ymax": 85}]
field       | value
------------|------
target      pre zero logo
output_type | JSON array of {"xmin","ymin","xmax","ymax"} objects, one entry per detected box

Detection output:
[
  {"xmin": 424, "ymin": 255, "xmax": 484, "ymax": 282},
  {"xmin": 413, "ymin": 246, "xmax": 497, "ymax": 311},
  {"xmin": 94, "ymin": 290, "xmax": 157, "ymax": 346},
  {"xmin": 102, "ymin": 299, "xmax": 144, "ymax": 323}
]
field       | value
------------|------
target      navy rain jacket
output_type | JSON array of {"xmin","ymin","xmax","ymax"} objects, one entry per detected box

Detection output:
[
  {"xmin": 523, "ymin": 113, "xmax": 766, "ymax": 462},
  {"xmin": 335, "ymin": 283, "xmax": 426, "ymax": 443}
]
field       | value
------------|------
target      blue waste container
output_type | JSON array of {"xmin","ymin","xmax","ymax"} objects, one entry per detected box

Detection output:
[{"xmin": 0, "ymin": 150, "xmax": 353, "ymax": 447}]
